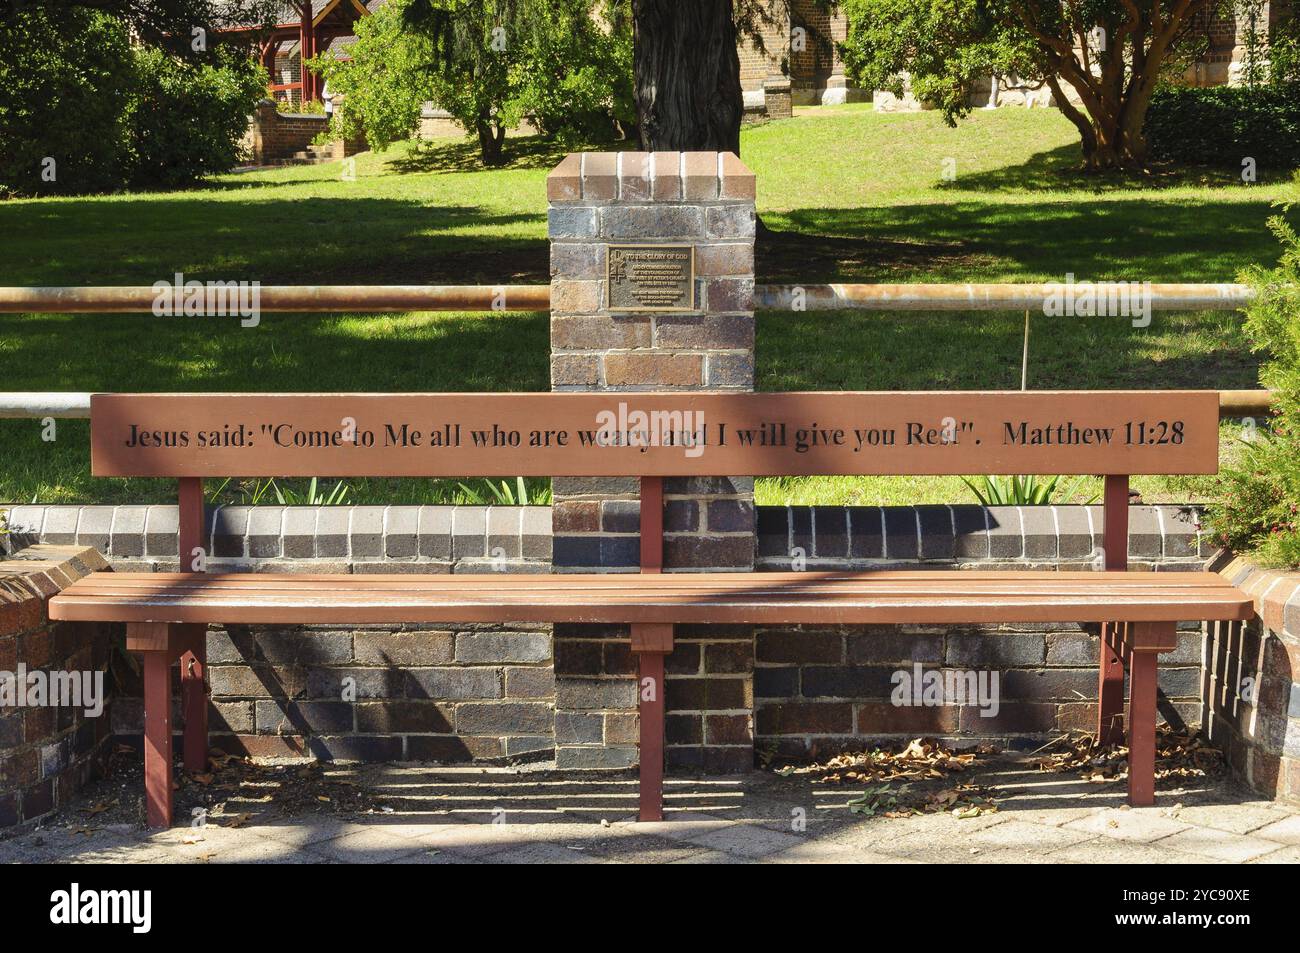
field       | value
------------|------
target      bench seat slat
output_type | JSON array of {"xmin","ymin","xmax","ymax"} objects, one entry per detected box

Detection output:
[{"xmin": 48, "ymin": 571, "xmax": 1253, "ymax": 626}]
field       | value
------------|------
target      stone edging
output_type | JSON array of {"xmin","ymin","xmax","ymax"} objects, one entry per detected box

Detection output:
[
  {"xmin": 1218, "ymin": 557, "xmax": 1300, "ymax": 640},
  {"xmin": 2, "ymin": 504, "xmax": 1215, "ymax": 571}
]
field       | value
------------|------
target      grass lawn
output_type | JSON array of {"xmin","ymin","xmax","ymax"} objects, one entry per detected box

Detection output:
[{"xmin": 0, "ymin": 106, "xmax": 1295, "ymax": 506}]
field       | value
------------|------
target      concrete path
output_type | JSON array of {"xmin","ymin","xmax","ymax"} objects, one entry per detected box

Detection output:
[{"xmin": 4, "ymin": 756, "xmax": 1299, "ymax": 864}]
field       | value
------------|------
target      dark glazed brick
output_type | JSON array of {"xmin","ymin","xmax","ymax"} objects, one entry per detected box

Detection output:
[
  {"xmin": 789, "ymin": 507, "xmax": 813, "ymax": 558},
  {"xmin": 664, "ymin": 500, "xmax": 699, "ymax": 532},
  {"xmin": 754, "ymin": 666, "xmax": 798, "ymax": 697},
  {"xmin": 601, "ymin": 536, "xmax": 640, "ymax": 569},
  {"xmin": 601, "ymin": 500, "xmax": 640, "ymax": 534},
  {"xmin": 707, "ymin": 500, "xmax": 755, "ymax": 534},
  {"xmin": 812, "ymin": 507, "xmax": 848, "ymax": 558},
  {"xmin": 756, "ymin": 702, "xmax": 853, "ymax": 735},
  {"xmin": 800, "ymin": 665, "xmax": 897, "ymax": 698},
  {"xmin": 849, "ymin": 507, "xmax": 884, "ymax": 559},
  {"xmin": 757, "ymin": 506, "xmax": 789, "ymax": 558},
  {"xmin": 1055, "ymin": 506, "xmax": 1096, "ymax": 559},
  {"xmin": 952, "ymin": 506, "xmax": 988, "ymax": 560},
  {"xmin": 1021, "ymin": 506, "xmax": 1058, "ymax": 559},
  {"xmin": 1128, "ymin": 506, "xmax": 1162, "ymax": 558},
  {"xmin": 848, "ymin": 629, "xmax": 944, "ymax": 664},
  {"xmin": 985, "ymin": 507, "xmax": 1023, "ymax": 559},
  {"xmin": 552, "ymin": 536, "xmax": 601, "ymax": 569},
  {"xmin": 883, "ymin": 507, "xmax": 918, "ymax": 560},
  {"xmin": 757, "ymin": 630, "xmax": 842, "ymax": 664},
  {"xmin": 307, "ymin": 736, "xmax": 403, "ymax": 762},
  {"xmin": 917, "ymin": 505, "xmax": 954, "ymax": 560}
]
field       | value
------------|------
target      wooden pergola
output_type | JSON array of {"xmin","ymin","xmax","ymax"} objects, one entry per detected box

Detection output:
[{"xmin": 217, "ymin": 0, "xmax": 372, "ymax": 103}]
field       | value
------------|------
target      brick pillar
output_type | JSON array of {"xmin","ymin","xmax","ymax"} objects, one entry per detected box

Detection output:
[{"xmin": 546, "ymin": 152, "xmax": 758, "ymax": 773}]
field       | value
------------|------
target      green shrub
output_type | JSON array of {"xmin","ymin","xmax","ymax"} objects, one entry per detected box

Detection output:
[
  {"xmin": 0, "ymin": 9, "xmax": 265, "ymax": 196},
  {"xmin": 0, "ymin": 8, "xmax": 135, "ymax": 196},
  {"xmin": 1205, "ymin": 213, "xmax": 1300, "ymax": 568},
  {"xmin": 126, "ymin": 47, "xmax": 267, "ymax": 189},
  {"xmin": 1145, "ymin": 84, "xmax": 1300, "ymax": 170}
]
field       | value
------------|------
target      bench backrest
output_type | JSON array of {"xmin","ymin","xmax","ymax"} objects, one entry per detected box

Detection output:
[
  {"xmin": 90, "ymin": 391, "xmax": 1218, "ymax": 478},
  {"xmin": 90, "ymin": 390, "xmax": 1219, "ymax": 575}
]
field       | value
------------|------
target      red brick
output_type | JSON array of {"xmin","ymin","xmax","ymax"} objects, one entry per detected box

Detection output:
[
  {"xmin": 855, "ymin": 702, "xmax": 958, "ymax": 734},
  {"xmin": 704, "ymin": 713, "xmax": 752, "ymax": 745},
  {"xmin": 604, "ymin": 353, "xmax": 703, "ymax": 387},
  {"xmin": 756, "ymin": 702, "xmax": 853, "ymax": 735}
]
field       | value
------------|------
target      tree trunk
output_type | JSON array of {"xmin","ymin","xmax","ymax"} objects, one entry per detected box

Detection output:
[
  {"xmin": 476, "ymin": 115, "xmax": 506, "ymax": 166},
  {"xmin": 632, "ymin": 0, "xmax": 744, "ymax": 153}
]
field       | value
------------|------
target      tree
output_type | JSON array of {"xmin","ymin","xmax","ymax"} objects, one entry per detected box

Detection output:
[
  {"xmin": 840, "ymin": 0, "xmax": 1227, "ymax": 170},
  {"xmin": 631, "ymin": 1, "xmax": 833, "ymax": 152},
  {"xmin": 0, "ymin": 4, "xmax": 267, "ymax": 195},
  {"xmin": 632, "ymin": 0, "xmax": 743, "ymax": 152},
  {"xmin": 326, "ymin": 0, "xmax": 633, "ymax": 164}
]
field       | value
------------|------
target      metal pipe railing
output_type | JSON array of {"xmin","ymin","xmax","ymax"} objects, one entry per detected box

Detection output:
[
  {"xmin": 0, "ymin": 282, "xmax": 1257, "ymax": 314},
  {"xmin": 0, "ymin": 285, "xmax": 551, "ymax": 313},
  {"xmin": 754, "ymin": 283, "xmax": 1255, "ymax": 312},
  {"xmin": 0, "ymin": 390, "xmax": 1274, "ymax": 420}
]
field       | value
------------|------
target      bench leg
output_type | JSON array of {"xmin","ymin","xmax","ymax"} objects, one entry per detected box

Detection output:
[
  {"xmin": 179, "ymin": 624, "xmax": 208, "ymax": 773},
  {"xmin": 1127, "ymin": 649, "xmax": 1159, "ymax": 807},
  {"xmin": 142, "ymin": 649, "xmax": 175, "ymax": 828},
  {"xmin": 1097, "ymin": 623, "xmax": 1126, "ymax": 746},
  {"xmin": 637, "ymin": 650, "xmax": 667, "ymax": 822}
]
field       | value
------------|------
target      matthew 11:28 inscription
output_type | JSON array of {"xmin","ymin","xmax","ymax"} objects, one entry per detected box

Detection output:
[{"xmin": 607, "ymin": 245, "xmax": 695, "ymax": 312}]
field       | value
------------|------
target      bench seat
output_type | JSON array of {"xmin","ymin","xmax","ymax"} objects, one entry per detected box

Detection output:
[{"xmin": 48, "ymin": 569, "xmax": 1254, "ymax": 626}]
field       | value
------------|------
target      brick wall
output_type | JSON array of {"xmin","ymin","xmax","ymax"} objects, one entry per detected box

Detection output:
[
  {"xmin": 2, "ymin": 503, "xmax": 1282, "ymax": 787},
  {"xmin": 1206, "ymin": 560, "xmax": 1300, "ymax": 804},
  {"xmin": 547, "ymin": 151, "xmax": 757, "ymax": 771},
  {"xmin": 4, "ymin": 505, "xmax": 553, "ymax": 765},
  {"xmin": 0, "ymin": 546, "xmax": 114, "ymax": 830},
  {"xmin": 754, "ymin": 504, "xmax": 1212, "ymax": 759},
  {"xmin": 245, "ymin": 101, "xmax": 366, "ymax": 165}
]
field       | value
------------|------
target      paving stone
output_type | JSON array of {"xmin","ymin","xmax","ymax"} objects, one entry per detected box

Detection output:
[
  {"xmin": 1045, "ymin": 839, "xmax": 1221, "ymax": 864},
  {"xmin": 305, "ymin": 827, "xmax": 429, "ymax": 863},
  {"xmin": 1158, "ymin": 826, "xmax": 1288, "ymax": 863},
  {"xmin": 1063, "ymin": 807, "xmax": 1192, "ymax": 843},
  {"xmin": 1166, "ymin": 802, "xmax": 1288, "ymax": 835},
  {"xmin": 1252, "ymin": 813, "xmax": 1300, "ymax": 845}
]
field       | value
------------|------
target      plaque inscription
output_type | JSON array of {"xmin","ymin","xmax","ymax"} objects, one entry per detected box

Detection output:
[{"xmin": 607, "ymin": 244, "xmax": 695, "ymax": 312}]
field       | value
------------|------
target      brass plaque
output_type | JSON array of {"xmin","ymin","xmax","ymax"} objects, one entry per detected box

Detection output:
[{"xmin": 607, "ymin": 244, "xmax": 695, "ymax": 312}]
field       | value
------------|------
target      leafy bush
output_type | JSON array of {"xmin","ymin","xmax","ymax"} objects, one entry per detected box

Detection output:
[
  {"xmin": 0, "ymin": 8, "xmax": 265, "ymax": 196},
  {"xmin": 1145, "ymin": 84, "xmax": 1300, "ymax": 170},
  {"xmin": 127, "ymin": 47, "xmax": 267, "ymax": 189},
  {"xmin": 0, "ymin": 8, "xmax": 135, "ymax": 196},
  {"xmin": 1205, "ymin": 213, "xmax": 1300, "ymax": 568},
  {"xmin": 320, "ymin": 0, "xmax": 633, "ymax": 164}
]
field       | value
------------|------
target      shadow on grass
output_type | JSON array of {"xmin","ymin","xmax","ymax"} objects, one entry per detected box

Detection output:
[
  {"xmin": 931, "ymin": 142, "xmax": 1296, "ymax": 194},
  {"xmin": 0, "ymin": 196, "xmax": 548, "ymax": 285},
  {"xmin": 759, "ymin": 195, "xmax": 1292, "ymax": 283},
  {"xmin": 386, "ymin": 134, "xmax": 633, "ymax": 175}
]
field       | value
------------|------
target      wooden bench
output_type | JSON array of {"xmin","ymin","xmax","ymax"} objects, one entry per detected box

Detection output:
[{"xmin": 47, "ymin": 390, "xmax": 1254, "ymax": 827}]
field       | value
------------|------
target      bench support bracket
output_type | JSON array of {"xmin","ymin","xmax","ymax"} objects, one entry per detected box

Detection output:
[
  {"xmin": 1126, "ymin": 621, "xmax": 1176, "ymax": 807},
  {"xmin": 131, "ymin": 622, "xmax": 175, "ymax": 829},
  {"xmin": 178, "ymin": 477, "xmax": 209, "ymax": 775},
  {"xmin": 1098, "ymin": 474, "xmax": 1129, "ymax": 744}
]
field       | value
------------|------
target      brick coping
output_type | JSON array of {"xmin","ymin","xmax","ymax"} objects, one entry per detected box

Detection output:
[
  {"xmin": 2, "ymin": 503, "xmax": 1217, "ymax": 569},
  {"xmin": 0, "ymin": 544, "xmax": 108, "ymax": 603},
  {"xmin": 1218, "ymin": 557, "xmax": 1300, "ymax": 639}
]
